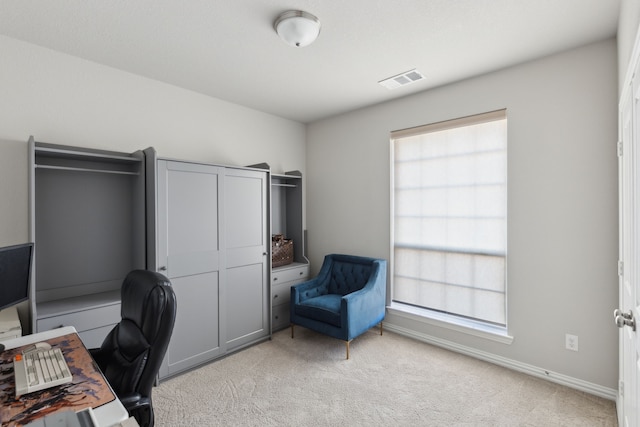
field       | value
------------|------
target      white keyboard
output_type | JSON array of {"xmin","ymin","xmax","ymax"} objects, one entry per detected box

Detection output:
[{"xmin": 13, "ymin": 346, "xmax": 73, "ymax": 396}]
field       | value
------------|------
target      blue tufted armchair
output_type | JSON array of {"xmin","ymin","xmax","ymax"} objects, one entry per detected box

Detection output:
[{"xmin": 290, "ymin": 254, "xmax": 387, "ymax": 359}]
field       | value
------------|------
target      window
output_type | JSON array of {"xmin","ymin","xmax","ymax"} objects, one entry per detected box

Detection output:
[{"xmin": 391, "ymin": 110, "xmax": 507, "ymax": 326}]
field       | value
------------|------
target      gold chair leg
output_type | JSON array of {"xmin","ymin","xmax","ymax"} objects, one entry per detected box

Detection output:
[
  {"xmin": 380, "ymin": 321, "xmax": 384, "ymax": 336},
  {"xmin": 345, "ymin": 340, "xmax": 351, "ymax": 360},
  {"xmin": 291, "ymin": 324, "xmax": 294, "ymax": 339}
]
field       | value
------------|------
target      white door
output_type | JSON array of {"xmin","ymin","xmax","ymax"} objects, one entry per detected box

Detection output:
[
  {"xmin": 157, "ymin": 160, "xmax": 225, "ymax": 377},
  {"xmin": 223, "ymin": 168, "xmax": 269, "ymax": 350},
  {"xmin": 617, "ymin": 61, "xmax": 640, "ymax": 427}
]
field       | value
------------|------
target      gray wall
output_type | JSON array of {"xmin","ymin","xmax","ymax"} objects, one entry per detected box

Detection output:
[
  {"xmin": 306, "ymin": 39, "xmax": 619, "ymax": 390},
  {"xmin": 0, "ymin": 35, "xmax": 306, "ymax": 249},
  {"xmin": 619, "ymin": 0, "xmax": 640, "ymax": 91}
]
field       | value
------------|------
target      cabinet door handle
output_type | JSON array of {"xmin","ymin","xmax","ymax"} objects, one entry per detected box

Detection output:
[{"xmin": 159, "ymin": 266, "xmax": 167, "ymax": 271}]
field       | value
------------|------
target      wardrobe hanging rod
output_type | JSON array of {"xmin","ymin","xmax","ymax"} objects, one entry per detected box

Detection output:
[
  {"xmin": 35, "ymin": 164, "xmax": 139, "ymax": 176},
  {"xmin": 272, "ymin": 183, "xmax": 297, "ymax": 188}
]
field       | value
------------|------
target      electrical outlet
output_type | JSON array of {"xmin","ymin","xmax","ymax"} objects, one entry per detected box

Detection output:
[{"xmin": 565, "ymin": 334, "xmax": 579, "ymax": 352}]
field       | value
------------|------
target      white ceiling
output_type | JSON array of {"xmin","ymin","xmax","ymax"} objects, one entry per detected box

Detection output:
[{"xmin": 0, "ymin": 0, "xmax": 621, "ymax": 124}]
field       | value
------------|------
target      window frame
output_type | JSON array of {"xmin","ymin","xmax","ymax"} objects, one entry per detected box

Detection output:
[{"xmin": 389, "ymin": 109, "xmax": 511, "ymax": 342}]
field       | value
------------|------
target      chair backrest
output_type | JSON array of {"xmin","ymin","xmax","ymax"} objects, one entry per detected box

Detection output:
[
  {"xmin": 326, "ymin": 255, "xmax": 375, "ymax": 295},
  {"xmin": 96, "ymin": 270, "xmax": 177, "ymax": 398}
]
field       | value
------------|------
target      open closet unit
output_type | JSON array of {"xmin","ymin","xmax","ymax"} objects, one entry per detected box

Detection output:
[
  {"xmin": 28, "ymin": 137, "xmax": 148, "ymax": 348},
  {"xmin": 269, "ymin": 171, "xmax": 309, "ymax": 331}
]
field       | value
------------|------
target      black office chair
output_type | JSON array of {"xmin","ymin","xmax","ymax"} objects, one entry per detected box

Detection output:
[{"xmin": 90, "ymin": 270, "xmax": 177, "ymax": 427}]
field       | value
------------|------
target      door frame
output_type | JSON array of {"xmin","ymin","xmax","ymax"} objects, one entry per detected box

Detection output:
[{"xmin": 618, "ymin": 26, "xmax": 640, "ymax": 426}]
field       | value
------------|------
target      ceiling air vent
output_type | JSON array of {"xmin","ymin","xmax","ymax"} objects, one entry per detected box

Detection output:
[{"xmin": 378, "ymin": 69, "xmax": 424, "ymax": 90}]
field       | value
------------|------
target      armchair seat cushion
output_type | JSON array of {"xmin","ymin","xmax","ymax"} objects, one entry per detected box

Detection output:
[{"xmin": 294, "ymin": 294, "xmax": 342, "ymax": 327}]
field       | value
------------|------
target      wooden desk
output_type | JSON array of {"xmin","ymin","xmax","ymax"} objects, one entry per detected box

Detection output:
[{"xmin": 0, "ymin": 326, "xmax": 129, "ymax": 427}]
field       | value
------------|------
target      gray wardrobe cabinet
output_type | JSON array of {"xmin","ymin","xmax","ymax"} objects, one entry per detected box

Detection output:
[
  {"xmin": 150, "ymin": 158, "xmax": 270, "ymax": 379},
  {"xmin": 29, "ymin": 139, "xmax": 278, "ymax": 379}
]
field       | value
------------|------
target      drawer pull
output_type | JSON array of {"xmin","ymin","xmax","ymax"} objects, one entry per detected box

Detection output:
[
  {"xmin": 299, "ymin": 271, "xmax": 303, "ymax": 275},
  {"xmin": 273, "ymin": 277, "xmax": 278, "ymax": 282},
  {"xmin": 274, "ymin": 294, "xmax": 278, "ymax": 299}
]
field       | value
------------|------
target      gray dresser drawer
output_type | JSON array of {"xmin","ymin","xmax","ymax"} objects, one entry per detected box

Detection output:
[
  {"xmin": 37, "ymin": 303, "xmax": 121, "ymax": 335},
  {"xmin": 272, "ymin": 264, "xmax": 309, "ymax": 284},
  {"xmin": 272, "ymin": 282, "xmax": 293, "ymax": 305},
  {"xmin": 272, "ymin": 304, "xmax": 290, "ymax": 330},
  {"xmin": 77, "ymin": 324, "xmax": 118, "ymax": 349}
]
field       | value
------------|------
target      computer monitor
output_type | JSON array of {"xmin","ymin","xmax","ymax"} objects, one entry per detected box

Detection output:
[{"xmin": 0, "ymin": 243, "xmax": 33, "ymax": 312}]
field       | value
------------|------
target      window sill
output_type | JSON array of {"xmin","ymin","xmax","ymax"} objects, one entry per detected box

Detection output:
[{"xmin": 386, "ymin": 302, "xmax": 514, "ymax": 345}]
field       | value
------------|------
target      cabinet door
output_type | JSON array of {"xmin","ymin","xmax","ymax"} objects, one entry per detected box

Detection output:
[
  {"xmin": 157, "ymin": 160, "xmax": 224, "ymax": 378},
  {"xmin": 223, "ymin": 168, "xmax": 269, "ymax": 349}
]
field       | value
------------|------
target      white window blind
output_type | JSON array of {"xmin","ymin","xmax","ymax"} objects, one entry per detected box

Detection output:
[{"xmin": 391, "ymin": 110, "xmax": 507, "ymax": 326}]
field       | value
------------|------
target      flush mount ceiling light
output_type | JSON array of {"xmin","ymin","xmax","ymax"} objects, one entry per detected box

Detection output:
[{"xmin": 274, "ymin": 10, "xmax": 321, "ymax": 47}]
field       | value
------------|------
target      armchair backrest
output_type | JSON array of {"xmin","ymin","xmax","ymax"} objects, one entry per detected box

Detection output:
[
  {"xmin": 319, "ymin": 254, "xmax": 381, "ymax": 296},
  {"xmin": 328, "ymin": 260, "xmax": 372, "ymax": 295}
]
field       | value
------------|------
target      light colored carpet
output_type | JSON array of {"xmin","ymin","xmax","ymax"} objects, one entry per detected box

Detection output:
[{"xmin": 154, "ymin": 328, "xmax": 617, "ymax": 426}]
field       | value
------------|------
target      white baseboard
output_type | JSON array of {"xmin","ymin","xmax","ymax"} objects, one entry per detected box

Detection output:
[{"xmin": 384, "ymin": 323, "xmax": 617, "ymax": 401}]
